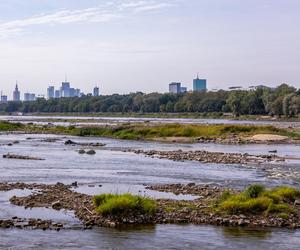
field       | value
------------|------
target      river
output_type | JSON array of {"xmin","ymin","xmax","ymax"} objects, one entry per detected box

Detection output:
[
  {"xmin": 1, "ymin": 115, "xmax": 300, "ymax": 128},
  {"xmin": 1, "ymin": 130, "xmax": 300, "ymax": 249}
]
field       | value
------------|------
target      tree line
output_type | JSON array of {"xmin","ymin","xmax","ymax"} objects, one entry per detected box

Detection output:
[{"xmin": 1, "ymin": 84, "xmax": 300, "ymax": 117}]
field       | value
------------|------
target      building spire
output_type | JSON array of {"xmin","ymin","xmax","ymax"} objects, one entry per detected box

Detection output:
[{"xmin": 65, "ymin": 73, "xmax": 67, "ymax": 82}]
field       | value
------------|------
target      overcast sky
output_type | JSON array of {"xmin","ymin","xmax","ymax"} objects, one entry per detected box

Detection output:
[{"xmin": 0, "ymin": 0, "xmax": 299, "ymax": 98}]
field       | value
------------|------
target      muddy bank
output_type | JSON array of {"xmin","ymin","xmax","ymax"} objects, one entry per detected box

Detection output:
[
  {"xmin": 129, "ymin": 149, "xmax": 282, "ymax": 165},
  {"xmin": 2, "ymin": 182, "xmax": 300, "ymax": 230}
]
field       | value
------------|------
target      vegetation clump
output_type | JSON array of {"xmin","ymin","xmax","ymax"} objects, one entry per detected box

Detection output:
[
  {"xmin": 93, "ymin": 193, "xmax": 156, "ymax": 216},
  {"xmin": 216, "ymin": 185, "xmax": 300, "ymax": 216},
  {"xmin": 1, "ymin": 120, "xmax": 300, "ymax": 141},
  {"xmin": 74, "ymin": 124, "xmax": 300, "ymax": 140},
  {"xmin": 0, "ymin": 121, "xmax": 24, "ymax": 131}
]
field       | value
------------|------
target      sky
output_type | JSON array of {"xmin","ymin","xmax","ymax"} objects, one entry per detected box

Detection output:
[{"xmin": 0, "ymin": 0, "xmax": 299, "ymax": 98}]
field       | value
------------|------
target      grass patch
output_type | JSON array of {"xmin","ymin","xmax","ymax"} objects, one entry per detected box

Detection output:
[
  {"xmin": 93, "ymin": 193, "xmax": 156, "ymax": 216},
  {"xmin": 1, "ymin": 121, "xmax": 300, "ymax": 141},
  {"xmin": 216, "ymin": 184, "xmax": 300, "ymax": 216},
  {"xmin": 72, "ymin": 124, "xmax": 300, "ymax": 140},
  {"xmin": 0, "ymin": 121, "xmax": 24, "ymax": 131}
]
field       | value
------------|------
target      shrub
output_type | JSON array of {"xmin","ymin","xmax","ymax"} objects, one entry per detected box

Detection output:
[
  {"xmin": 220, "ymin": 195, "xmax": 272, "ymax": 214},
  {"xmin": 93, "ymin": 194, "xmax": 115, "ymax": 207},
  {"xmin": 244, "ymin": 184, "xmax": 265, "ymax": 198},
  {"xmin": 93, "ymin": 193, "xmax": 156, "ymax": 216},
  {"xmin": 271, "ymin": 186, "xmax": 300, "ymax": 202},
  {"xmin": 217, "ymin": 185, "xmax": 299, "ymax": 216}
]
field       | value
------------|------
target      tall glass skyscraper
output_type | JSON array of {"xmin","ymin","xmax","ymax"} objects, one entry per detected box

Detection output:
[{"xmin": 193, "ymin": 75, "xmax": 207, "ymax": 92}]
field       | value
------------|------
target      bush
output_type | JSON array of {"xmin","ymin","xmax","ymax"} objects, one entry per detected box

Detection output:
[
  {"xmin": 271, "ymin": 186, "xmax": 300, "ymax": 202},
  {"xmin": 93, "ymin": 193, "xmax": 156, "ymax": 216},
  {"xmin": 244, "ymin": 184, "xmax": 265, "ymax": 198},
  {"xmin": 217, "ymin": 185, "xmax": 299, "ymax": 216}
]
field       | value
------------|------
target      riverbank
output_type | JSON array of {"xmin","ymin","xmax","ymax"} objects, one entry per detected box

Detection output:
[
  {"xmin": 1, "ymin": 121, "xmax": 300, "ymax": 144},
  {"xmin": 3, "ymin": 113, "xmax": 300, "ymax": 122},
  {"xmin": 2, "ymin": 182, "xmax": 300, "ymax": 230}
]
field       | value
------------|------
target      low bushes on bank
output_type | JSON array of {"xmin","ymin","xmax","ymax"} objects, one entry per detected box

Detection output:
[
  {"xmin": 216, "ymin": 184, "xmax": 300, "ymax": 216},
  {"xmin": 93, "ymin": 193, "xmax": 156, "ymax": 216}
]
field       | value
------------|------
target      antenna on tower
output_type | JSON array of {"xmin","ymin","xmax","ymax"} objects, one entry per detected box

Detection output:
[{"xmin": 65, "ymin": 73, "xmax": 67, "ymax": 82}]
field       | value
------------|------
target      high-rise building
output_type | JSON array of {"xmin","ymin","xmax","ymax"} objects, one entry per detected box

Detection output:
[
  {"xmin": 93, "ymin": 87, "xmax": 99, "ymax": 97},
  {"xmin": 169, "ymin": 82, "xmax": 181, "ymax": 94},
  {"xmin": 55, "ymin": 90, "xmax": 60, "ymax": 98},
  {"xmin": 75, "ymin": 89, "xmax": 81, "ymax": 97},
  {"xmin": 24, "ymin": 93, "xmax": 36, "ymax": 101},
  {"xmin": 0, "ymin": 94, "xmax": 7, "ymax": 103},
  {"xmin": 13, "ymin": 83, "xmax": 21, "ymax": 101},
  {"xmin": 180, "ymin": 87, "xmax": 187, "ymax": 93},
  {"xmin": 193, "ymin": 75, "xmax": 207, "ymax": 92},
  {"xmin": 49, "ymin": 78, "xmax": 82, "ymax": 99},
  {"xmin": 47, "ymin": 86, "xmax": 55, "ymax": 99},
  {"xmin": 61, "ymin": 81, "xmax": 70, "ymax": 97}
]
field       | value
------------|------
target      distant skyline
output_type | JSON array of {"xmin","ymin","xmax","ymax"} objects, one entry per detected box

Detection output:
[{"xmin": 0, "ymin": 0, "xmax": 300, "ymax": 98}]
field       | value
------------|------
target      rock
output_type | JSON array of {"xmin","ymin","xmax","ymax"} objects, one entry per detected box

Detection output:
[
  {"xmin": 65, "ymin": 140, "xmax": 76, "ymax": 145},
  {"xmin": 86, "ymin": 150, "xmax": 96, "ymax": 155},
  {"xmin": 269, "ymin": 150, "xmax": 277, "ymax": 153},
  {"xmin": 294, "ymin": 199, "xmax": 300, "ymax": 206},
  {"xmin": 71, "ymin": 181, "xmax": 78, "ymax": 187},
  {"xmin": 187, "ymin": 183, "xmax": 196, "ymax": 187},
  {"xmin": 78, "ymin": 149, "xmax": 86, "ymax": 154},
  {"xmin": 51, "ymin": 201, "xmax": 62, "ymax": 210},
  {"xmin": 3, "ymin": 154, "xmax": 45, "ymax": 161}
]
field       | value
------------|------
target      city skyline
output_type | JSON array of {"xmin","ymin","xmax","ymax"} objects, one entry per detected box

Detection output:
[{"xmin": 0, "ymin": 0, "xmax": 299, "ymax": 97}]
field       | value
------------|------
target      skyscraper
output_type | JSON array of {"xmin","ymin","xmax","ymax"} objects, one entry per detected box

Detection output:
[
  {"xmin": 24, "ymin": 93, "xmax": 36, "ymax": 101},
  {"xmin": 93, "ymin": 86, "xmax": 99, "ymax": 97},
  {"xmin": 47, "ymin": 86, "xmax": 55, "ymax": 99},
  {"xmin": 169, "ymin": 82, "xmax": 181, "ymax": 93},
  {"xmin": 13, "ymin": 83, "xmax": 20, "ymax": 101},
  {"xmin": 193, "ymin": 75, "xmax": 207, "ymax": 92},
  {"xmin": 55, "ymin": 90, "xmax": 60, "ymax": 98},
  {"xmin": 0, "ymin": 93, "xmax": 7, "ymax": 103},
  {"xmin": 60, "ymin": 81, "xmax": 70, "ymax": 97}
]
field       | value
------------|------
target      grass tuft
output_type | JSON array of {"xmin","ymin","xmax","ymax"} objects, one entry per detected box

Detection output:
[
  {"xmin": 216, "ymin": 184, "xmax": 300, "ymax": 216},
  {"xmin": 93, "ymin": 193, "xmax": 156, "ymax": 216}
]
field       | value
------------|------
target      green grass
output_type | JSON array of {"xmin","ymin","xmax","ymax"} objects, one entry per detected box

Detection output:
[
  {"xmin": 93, "ymin": 193, "xmax": 156, "ymax": 216},
  {"xmin": 70, "ymin": 124, "xmax": 300, "ymax": 140},
  {"xmin": 0, "ymin": 121, "xmax": 24, "ymax": 131},
  {"xmin": 1, "ymin": 120, "xmax": 300, "ymax": 141},
  {"xmin": 216, "ymin": 185, "xmax": 300, "ymax": 216}
]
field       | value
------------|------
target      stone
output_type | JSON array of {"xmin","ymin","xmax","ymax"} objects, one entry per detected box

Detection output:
[
  {"xmin": 86, "ymin": 150, "xmax": 96, "ymax": 155},
  {"xmin": 51, "ymin": 201, "xmax": 62, "ymax": 210}
]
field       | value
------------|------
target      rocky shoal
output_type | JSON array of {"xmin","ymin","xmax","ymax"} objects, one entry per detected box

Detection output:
[
  {"xmin": 1, "ymin": 182, "xmax": 300, "ymax": 230},
  {"xmin": 129, "ymin": 149, "xmax": 282, "ymax": 165}
]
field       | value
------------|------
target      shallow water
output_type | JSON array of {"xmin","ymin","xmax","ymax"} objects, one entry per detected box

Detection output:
[
  {"xmin": 1, "ymin": 225, "xmax": 300, "ymax": 250},
  {"xmin": 1, "ymin": 132, "xmax": 300, "ymax": 249},
  {"xmin": 1, "ymin": 115, "xmax": 300, "ymax": 128}
]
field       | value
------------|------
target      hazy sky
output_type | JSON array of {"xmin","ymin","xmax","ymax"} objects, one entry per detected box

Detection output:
[{"xmin": 0, "ymin": 0, "xmax": 299, "ymax": 98}]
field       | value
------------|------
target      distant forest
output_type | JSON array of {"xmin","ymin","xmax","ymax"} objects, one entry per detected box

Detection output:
[{"xmin": 1, "ymin": 84, "xmax": 300, "ymax": 117}]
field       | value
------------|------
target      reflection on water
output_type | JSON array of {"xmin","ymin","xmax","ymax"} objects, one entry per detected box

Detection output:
[
  {"xmin": 1, "ymin": 225, "xmax": 300, "ymax": 250},
  {"xmin": 222, "ymin": 227, "xmax": 271, "ymax": 239}
]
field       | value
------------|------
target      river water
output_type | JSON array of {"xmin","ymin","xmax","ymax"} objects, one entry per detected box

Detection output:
[
  {"xmin": 1, "ymin": 129, "xmax": 300, "ymax": 249},
  {"xmin": 1, "ymin": 115, "xmax": 300, "ymax": 128}
]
